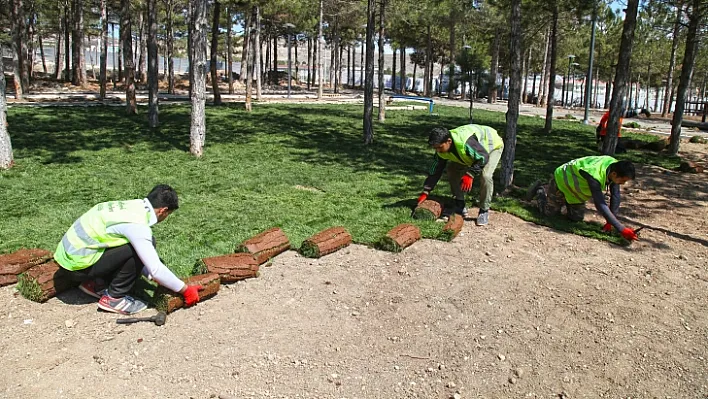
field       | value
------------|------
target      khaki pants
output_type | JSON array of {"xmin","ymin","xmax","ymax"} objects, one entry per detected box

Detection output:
[{"xmin": 447, "ymin": 147, "xmax": 503, "ymax": 211}]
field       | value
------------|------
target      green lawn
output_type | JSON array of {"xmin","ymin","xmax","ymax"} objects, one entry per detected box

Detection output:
[{"xmin": 0, "ymin": 103, "xmax": 681, "ymax": 276}]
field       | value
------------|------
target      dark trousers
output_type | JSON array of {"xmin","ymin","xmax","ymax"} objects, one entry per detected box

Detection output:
[{"xmin": 68, "ymin": 244, "xmax": 144, "ymax": 298}]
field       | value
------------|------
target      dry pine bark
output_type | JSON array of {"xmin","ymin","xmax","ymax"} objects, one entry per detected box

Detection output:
[
  {"xmin": 235, "ymin": 227, "xmax": 291, "ymax": 264},
  {"xmin": 199, "ymin": 253, "xmax": 260, "ymax": 283},
  {"xmin": 0, "ymin": 248, "xmax": 52, "ymax": 287}
]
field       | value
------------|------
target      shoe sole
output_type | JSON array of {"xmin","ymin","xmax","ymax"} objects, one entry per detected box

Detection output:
[{"xmin": 97, "ymin": 300, "xmax": 148, "ymax": 315}]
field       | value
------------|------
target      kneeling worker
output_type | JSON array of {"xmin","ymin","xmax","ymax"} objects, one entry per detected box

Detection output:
[
  {"xmin": 53, "ymin": 185, "xmax": 202, "ymax": 314},
  {"xmin": 528, "ymin": 156, "xmax": 639, "ymax": 241},
  {"xmin": 416, "ymin": 124, "xmax": 504, "ymax": 226}
]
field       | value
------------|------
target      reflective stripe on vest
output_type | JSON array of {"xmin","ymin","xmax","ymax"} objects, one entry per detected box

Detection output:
[
  {"xmin": 437, "ymin": 124, "xmax": 503, "ymax": 166},
  {"xmin": 553, "ymin": 156, "xmax": 617, "ymax": 204},
  {"xmin": 54, "ymin": 199, "xmax": 151, "ymax": 271}
]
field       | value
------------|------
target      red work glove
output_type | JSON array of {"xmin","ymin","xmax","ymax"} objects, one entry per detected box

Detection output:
[
  {"xmin": 417, "ymin": 193, "xmax": 428, "ymax": 205},
  {"xmin": 621, "ymin": 228, "xmax": 639, "ymax": 241},
  {"xmin": 183, "ymin": 285, "xmax": 203, "ymax": 306},
  {"xmin": 460, "ymin": 175, "xmax": 473, "ymax": 192},
  {"xmin": 602, "ymin": 223, "xmax": 612, "ymax": 233}
]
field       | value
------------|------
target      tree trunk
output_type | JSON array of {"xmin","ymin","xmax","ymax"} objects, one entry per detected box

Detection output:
[
  {"xmin": 99, "ymin": 0, "xmax": 108, "ymax": 99},
  {"xmin": 501, "ymin": 0, "xmax": 522, "ymax": 191},
  {"xmin": 54, "ymin": 16, "xmax": 63, "ymax": 80},
  {"xmin": 38, "ymin": 33, "xmax": 47, "ymax": 74},
  {"xmin": 488, "ymin": 27, "xmax": 500, "ymax": 103},
  {"xmin": 244, "ymin": 8, "xmax": 253, "ymax": 112},
  {"xmin": 669, "ymin": 0, "xmax": 703, "ymax": 155},
  {"xmin": 189, "ymin": 0, "xmax": 208, "ymax": 156},
  {"xmin": 147, "ymin": 0, "xmax": 159, "ymax": 127},
  {"xmin": 336, "ymin": 42, "xmax": 343, "ymax": 93},
  {"xmin": 295, "ymin": 39, "xmax": 299, "ymax": 84},
  {"xmin": 10, "ymin": 14, "xmax": 24, "ymax": 98},
  {"xmin": 662, "ymin": 4, "xmax": 682, "ymax": 117},
  {"xmin": 412, "ymin": 59, "xmax": 417, "ymax": 91},
  {"xmin": 71, "ymin": 0, "xmax": 86, "ymax": 87},
  {"xmin": 121, "ymin": 0, "xmax": 137, "ymax": 114},
  {"xmin": 447, "ymin": 9, "xmax": 455, "ymax": 99},
  {"xmin": 15, "ymin": 0, "xmax": 30, "ymax": 92},
  {"xmin": 317, "ymin": 0, "xmax": 324, "ymax": 99},
  {"xmin": 604, "ymin": 78, "xmax": 612, "ymax": 109},
  {"xmin": 187, "ymin": 0, "xmax": 193, "ymax": 97},
  {"xmin": 329, "ymin": 21, "xmax": 336, "ymax": 89},
  {"xmin": 273, "ymin": 35, "xmax": 278, "ymax": 86},
  {"xmin": 0, "ymin": 49, "xmax": 13, "ymax": 170},
  {"xmin": 400, "ymin": 46, "xmax": 406, "ymax": 94},
  {"xmin": 166, "ymin": 0, "xmax": 174, "ymax": 94},
  {"xmin": 603, "ymin": 0, "xmax": 640, "ymax": 155},
  {"xmin": 312, "ymin": 35, "xmax": 317, "ymax": 88},
  {"xmin": 210, "ymin": 0, "xmax": 222, "ymax": 105},
  {"xmin": 137, "ymin": 11, "xmax": 147, "ymax": 83},
  {"xmin": 377, "ymin": 0, "xmax": 386, "ymax": 122},
  {"xmin": 539, "ymin": 27, "xmax": 550, "ymax": 106},
  {"xmin": 10, "ymin": 0, "xmax": 27, "ymax": 96},
  {"xmin": 391, "ymin": 48, "xmax": 397, "ymax": 92},
  {"xmin": 544, "ymin": 4, "xmax": 558, "ymax": 133},
  {"xmin": 253, "ymin": 6, "xmax": 262, "ymax": 100},
  {"xmin": 117, "ymin": 16, "xmax": 123, "ymax": 82},
  {"xmin": 239, "ymin": 12, "xmax": 250, "ymax": 83},
  {"xmin": 224, "ymin": 7, "xmax": 232, "ymax": 94},
  {"xmin": 363, "ymin": 0, "xmax": 375, "ymax": 144},
  {"xmin": 522, "ymin": 48, "xmax": 530, "ymax": 103},
  {"xmin": 307, "ymin": 37, "xmax": 312, "ymax": 90},
  {"xmin": 359, "ymin": 39, "xmax": 364, "ymax": 89},
  {"xmin": 424, "ymin": 25, "xmax": 432, "ymax": 96}
]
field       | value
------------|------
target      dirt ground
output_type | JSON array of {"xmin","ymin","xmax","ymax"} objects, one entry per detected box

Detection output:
[{"xmin": 1, "ymin": 145, "xmax": 707, "ymax": 399}]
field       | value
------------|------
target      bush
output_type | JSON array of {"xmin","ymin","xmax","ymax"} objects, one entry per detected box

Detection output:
[
  {"xmin": 689, "ymin": 135, "xmax": 707, "ymax": 144},
  {"xmin": 623, "ymin": 121, "xmax": 640, "ymax": 129}
]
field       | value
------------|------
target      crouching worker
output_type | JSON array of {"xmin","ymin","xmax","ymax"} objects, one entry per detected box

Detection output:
[
  {"xmin": 53, "ymin": 185, "xmax": 202, "ymax": 315},
  {"xmin": 416, "ymin": 124, "xmax": 504, "ymax": 226},
  {"xmin": 528, "ymin": 156, "xmax": 639, "ymax": 241}
]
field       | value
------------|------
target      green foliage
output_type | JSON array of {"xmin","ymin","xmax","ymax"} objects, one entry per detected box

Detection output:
[
  {"xmin": 623, "ymin": 121, "xmax": 641, "ymax": 128},
  {"xmin": 689, "ymin": 135, "xmax": 707, "ymax": 144},
  {"xmin": 1, "ymin": 103, "xmax": 682, "ymax": 278}
]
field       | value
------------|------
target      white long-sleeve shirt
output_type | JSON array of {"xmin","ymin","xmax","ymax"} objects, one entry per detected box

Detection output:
[{"xmin": 105, "ymin": 199, "xmax": 186, "ymax": 293}]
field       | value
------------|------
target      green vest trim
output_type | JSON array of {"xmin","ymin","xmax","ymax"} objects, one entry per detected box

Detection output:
[
  {"xmin": 437, "ymin": 124, "xmax": 504, "ymax": 166},
  {"xmin": 54, "ymin": 199, "xmax": 151, "ymax": 271},
  {"xmin": 553, "ymin": 156, "xmax": 617, "ymax": 204}
]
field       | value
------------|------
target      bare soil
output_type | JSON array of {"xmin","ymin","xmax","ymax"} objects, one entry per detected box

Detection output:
[{"xmin": 0, "ymin": 146, "xmax": 706, "ymax": 399}]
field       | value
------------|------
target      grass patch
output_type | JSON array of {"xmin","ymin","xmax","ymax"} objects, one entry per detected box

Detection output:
[
  {"xmin": 16, "ymin": 274, "xmax": 44, "ymax": 302},
  {"xmin": 298, "ymin": 241, "xmax": 321, "ymax": 258},
  {"xmin": 623, "ymin": 121, "xmax": 641, "ymax": 129},
  {"xmin": 2, "ymin": 103, "xmax": 673, "ymax": 277}
]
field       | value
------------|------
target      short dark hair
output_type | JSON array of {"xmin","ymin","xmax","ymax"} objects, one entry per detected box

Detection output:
[
  {"xmin": 428, "ymin": 127, "xmax": 451, "ymax": 146},
  {"xmin": 147, "ymin": 184, "xmax": 179, "ymax": 210},
  {"xmin": 610, "ymin": 160, "xmax": 635, "ymax": 179}
]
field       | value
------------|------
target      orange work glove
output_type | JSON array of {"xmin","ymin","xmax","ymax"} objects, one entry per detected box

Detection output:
[
  {"xmin": 621, "ymin": 228, "xmax": 639, "ymax": 241},
  {"xmin": 602, "ymin": 223, "xmax": 612, "ymax": 233},
  {"xmin": 183, "ymin": 285, "xmax": 203, "ymax": 306},
  {"xmin": 460, "ymin": 175, "xmax": 473, "ymax": 192},
  {"xmin": 417, "ymin": 193, "xmax": 428, "ymax": 205}
]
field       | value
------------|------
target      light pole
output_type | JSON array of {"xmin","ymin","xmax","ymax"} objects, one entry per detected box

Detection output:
[
  {"xmin": 564, "ymin": 54, "xmax": 575, "ymax": 107},
  {"xmin": 283, "ymin": 23, "xmax": 295, "ymax": 98},
  {"xmin": 570, "ymin": 62, "xmax": 579, "ymax": 107}
]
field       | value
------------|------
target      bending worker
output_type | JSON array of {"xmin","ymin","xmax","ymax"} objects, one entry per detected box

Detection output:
[
  {"xmin": 53, "ymin": 185, "xmax": 202, "ymax": 315},
  {"xmin": 416, "ymin": 124, "xmax": 504, "ymax": 226},
  {"xmin": 528, "ymin": 155, "xmax": 639, "ymax": 241}
]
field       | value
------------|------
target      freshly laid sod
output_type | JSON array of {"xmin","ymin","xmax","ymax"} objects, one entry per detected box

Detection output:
[{"xmin": 0, "ymin": 103, "xmax": 680, "ymax": 276}]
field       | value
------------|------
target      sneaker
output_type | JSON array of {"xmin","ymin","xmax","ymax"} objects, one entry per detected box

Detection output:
[
  {"xmin": 476, "ymin": 210, "xmax": 489, "ymax": 226},
  {"xmin": 98, "ymin": 294, "xmax": 148, "ymax": 315},
  {"xmin": 79, "ymin": 279, "xmax": 108, "ymax": 299},
  {"xmin": 536, "ymin": 187, "xmax": 548, "ymax": 215}
]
